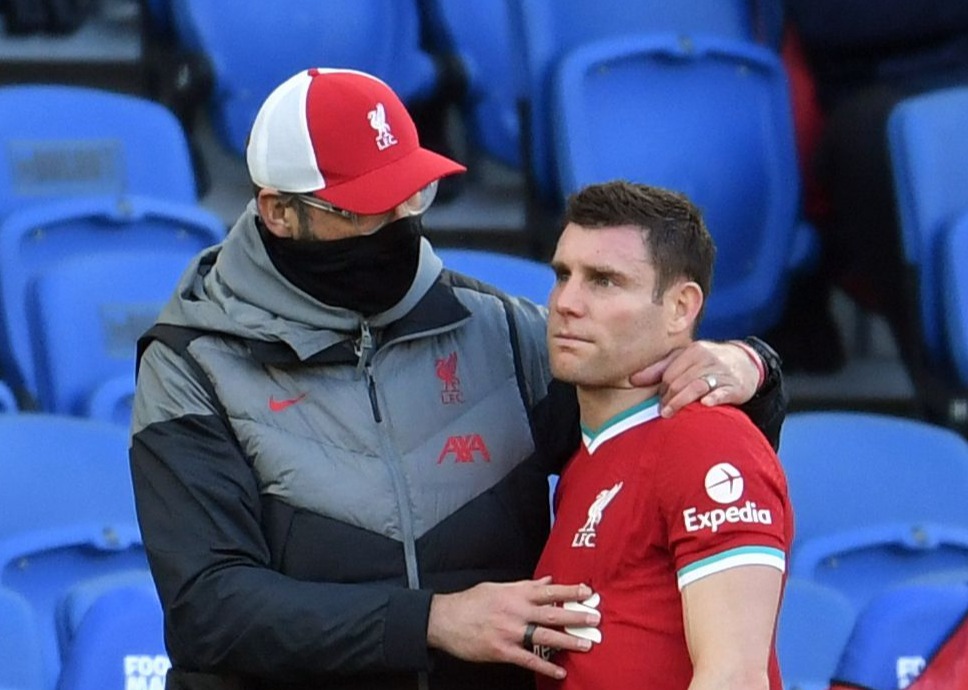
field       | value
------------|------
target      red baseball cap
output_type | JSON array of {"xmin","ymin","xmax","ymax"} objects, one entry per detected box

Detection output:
[{"xmin": 246, "ymin": 68, "xmax": 466, "ymax": 215}]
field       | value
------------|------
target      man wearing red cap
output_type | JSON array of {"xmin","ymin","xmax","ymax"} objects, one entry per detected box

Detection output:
[{"xmin": 130, "ymin": 68, "xmax": 785, "ymax": 690}]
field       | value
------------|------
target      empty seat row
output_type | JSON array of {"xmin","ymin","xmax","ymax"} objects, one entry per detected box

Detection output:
[
  {"xmin": 0, "ymin": 84, "xmax": 226, "ymax": 424},
  {"xmin": 777, "ymin": 410, "xmax": 968, "ymax": 687},
  {"xmin": 0, "ymin": 574, "xmax": 167, "ymax": 690},
  {"xmin": 0, "ymin": 413, "xmax": 154, "ymax": 689},
  {"xmin": 782, "ymin": 411, "xmax": 968, "ymax": 611},
  {"xmin": 777, "ymin": 575, "xmax": 968, "ymax": 690},
  {"xmin": 145, "ymin": 0, "xmax": 783, "ymax": 175}
]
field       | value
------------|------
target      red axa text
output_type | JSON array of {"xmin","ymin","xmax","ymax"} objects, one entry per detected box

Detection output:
[{"xmin": 437, "ymin": 434, "xmax": 492, "ymax": 464}]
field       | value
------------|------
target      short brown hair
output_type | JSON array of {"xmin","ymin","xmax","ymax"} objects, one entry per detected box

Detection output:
[{"xmin": 562, "ymin": 180, "xmax": 716, "ymax": 326}]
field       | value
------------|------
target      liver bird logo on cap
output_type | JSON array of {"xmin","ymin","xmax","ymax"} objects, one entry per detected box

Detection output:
[{"xmin": 368, "ymin": 103, "xmax": 398, "ymax": 151}]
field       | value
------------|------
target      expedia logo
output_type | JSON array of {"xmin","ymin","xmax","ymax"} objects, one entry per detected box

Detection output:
[
  {"xmin": 683, "ymin": 501, "xmax": 773, "ymax": 533},
  {"xmin": 704, "ymin": 462, "xmax": 743, "ymax": 503},
  {"xmin": 683, "ymin": 463, "xmax": 773, "ymax": 532}
]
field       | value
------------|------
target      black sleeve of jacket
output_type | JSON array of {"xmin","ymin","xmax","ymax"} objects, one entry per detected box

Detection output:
[
  {"xmin": 738, "ymin": 336, "xmax": 787, "ymax": 451},
  {"xmin": 130, "ymin": 349, "xmax": 432, "ymax": 680}
]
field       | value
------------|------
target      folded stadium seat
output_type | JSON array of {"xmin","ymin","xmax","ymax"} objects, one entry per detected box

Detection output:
[
  {"xmin": 828, "ymin": 581, "xmax": 968, "ymax": 690},
  {"xmin": 780, "ymin": 411, "xmax": 968, "ymax": 611},
  {"xmin": 887, "ymin": 86, "xmax": 968, "ymax": 426},
  {"xmin": 0, "ymin": 586, "xmax": 44, "ymax": 690},
  {"xmin": 776, "ymin": 578, "xmax": 856, "ymax": 690},
  {"xmin": 26, "ymin": 249, "xmax": 193, "ymax": 420},
  {"xmin": 56, "ymin": 572, "xmax": 168, "ymax": 690},
  {"xmin": 436, "ymin": 248, "xmax": 555, "ymax": 305},
  {"xmin": 504, "ymin": 0, "xmax": 783, "ymax": 221},
  {"xmin": 0, "ymin": 85, "xmax": 226, "ymax": 409},
  {"xmin": 0, "ymin": 414, "xmax": 149, "ymax": 690},
  {"xmin": 941, "ymin": 213, "xmax": 968, "ymax": 390},
  {"xmin": 167, "ymin": 0, "xmax": 441, "ymax": 158},
  {"xmin": 552, "ymin": 34, "xmax": 802, "ymax": 339}
]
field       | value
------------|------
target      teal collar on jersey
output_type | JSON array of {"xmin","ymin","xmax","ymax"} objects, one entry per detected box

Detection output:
[{"xmin": 581, "ymin": 395, "xmax": 662, "ymax": 455}]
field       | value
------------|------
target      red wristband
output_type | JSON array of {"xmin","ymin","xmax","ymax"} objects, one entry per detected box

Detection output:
[{"xmin": 732, "ymin": 340, "xmax": 766, "ymax": 390}]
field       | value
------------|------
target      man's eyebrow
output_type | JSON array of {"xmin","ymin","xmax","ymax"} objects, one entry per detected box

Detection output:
[
  {"xmin": 551, "ymin": 259, "xmax": 629, "ymax": 281},
  {"xmin": 549, "ymin": 258, "xmax": 574, "ymax": 274}
]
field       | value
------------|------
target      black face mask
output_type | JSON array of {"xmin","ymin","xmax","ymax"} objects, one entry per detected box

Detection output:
[{"xmin": 260, "ymin": 215, "xmax": 423, "ymax": 315}]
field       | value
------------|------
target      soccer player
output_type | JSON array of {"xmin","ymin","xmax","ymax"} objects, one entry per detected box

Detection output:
[{"xmin": 534, "ymin": 180, "xmax": 793, "ymax": 690}]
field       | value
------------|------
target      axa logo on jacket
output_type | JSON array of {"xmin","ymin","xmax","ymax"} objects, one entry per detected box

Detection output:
[{"xmin": 437, "ymin": 434, "xmax": 491, "ymax": 464}]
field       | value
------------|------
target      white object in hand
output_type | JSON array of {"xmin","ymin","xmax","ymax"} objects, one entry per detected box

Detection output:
[{"xmin": 563, "ymin": 592, "xmax": 602, "ymax": 644}]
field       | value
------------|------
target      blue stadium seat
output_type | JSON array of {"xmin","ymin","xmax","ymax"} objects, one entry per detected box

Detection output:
[
  {"xmin": 828, "ymin": 581, "xmax": 968, "ymax": 690},
  {"xmin": 887, "ymin": 86, "xmax": 968, "ymax": 371},
  {"xmin": 552, "ymin": 34, "xmax": 802, "ymax": 338},
  {"xmin": 436, "ymin": 247, "xmax": 555, "ymax": 305},
  {"xmin": 419, "ymin": 0, "xmax": 523, "ymax": 168},
  {"xmin": 0, "ymin": 414, "xmax": 148, "ymax": 690},
  {"xmin": 27, "ymin": 249, "xmax": 191, "ymax": 419},
  {"xmin": 56, "ymin": 573, "xmax": 168, "ymax": 690},
  {"xmin": 0, "ymin": 586, "xmax": 44, "ymax": 690},
  {"xmin": 776, "ymin": 578, "xmax": 856, "ymax": 690},
  {"xmin": 941, "ymin": 213, "xmax": 968, "ymax": 388},
  {"xmin": 0, "ymin": 196, "xmax": 222, "ymax": 409},
  {"xmin": 169, "ymin": 0, "xmax": 440, "ymax": 157},
  {"xmin": 0, "ymin": 85, "xmax": 200, "ymax": 216},
  {"xmin": 506, "ymin": 0, "xmax": 781, "ymax": 206},
  {"xmin": 0, "ymin": 414, "xmax": 138, "ymax": 540},
  {"xmin": 781, "ymin": 411, "xmax": 968, "ymax": 610}
]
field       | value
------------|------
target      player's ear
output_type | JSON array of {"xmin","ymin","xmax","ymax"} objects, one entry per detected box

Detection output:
[{"xmin": 667, "ymin": 280, "xmax": 703, "ymax": 336}]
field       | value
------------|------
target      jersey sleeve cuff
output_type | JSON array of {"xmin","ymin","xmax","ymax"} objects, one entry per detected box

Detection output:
[{"xmin": 677, "ymin": 546, "xmax": 786, "ymax": 590}]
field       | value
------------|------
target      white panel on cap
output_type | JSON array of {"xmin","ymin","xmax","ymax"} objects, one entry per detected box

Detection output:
[{"xmin": 246, "ymin": 70, "xmax": 326, "ymax": 192}]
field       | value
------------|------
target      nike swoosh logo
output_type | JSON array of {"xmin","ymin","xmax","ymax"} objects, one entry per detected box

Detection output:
[{"xmin": 268, "ymin": 393, "xmax": 307, "ymax": 412}]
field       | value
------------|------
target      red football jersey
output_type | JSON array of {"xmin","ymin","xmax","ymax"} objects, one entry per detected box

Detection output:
[{"xmin": 535, "ymin": 397, "xmax": 792, "ymax": 689}]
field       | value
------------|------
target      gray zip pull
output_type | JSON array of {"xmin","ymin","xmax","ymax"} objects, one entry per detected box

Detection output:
[{"xmin": 355, "ymin": 320, "xmax": 373, "ymax": 376}]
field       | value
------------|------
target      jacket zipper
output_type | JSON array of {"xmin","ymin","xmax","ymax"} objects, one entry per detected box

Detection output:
[
  {"xmin": 358, "ymin": 323, "xmax": 421, "ymax": 591},
  {"xmin": 354, "ymin": 320, "xmax": 374, "ymax": 378},
  {"xmin": 360, "ymin": 322, "xmax": 439, "ymax": 689}
]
